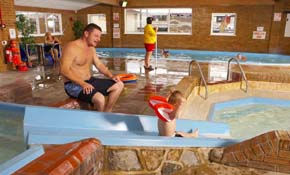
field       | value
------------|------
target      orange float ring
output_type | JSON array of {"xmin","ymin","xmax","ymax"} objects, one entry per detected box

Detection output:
[
  {"xmin": 153, "ymin": 103, "xmax": 174, "ymax": 122},
  {"xmin": 117, "ymin": 73, "xmax": 137, "ymax": 83},
  {"xmin": 149, "ymin": 95, "xmax": 174, "ymax": 122},
  {"xmin": 148, "ymin": 95, "xmax": 168, "ymax": 109}
]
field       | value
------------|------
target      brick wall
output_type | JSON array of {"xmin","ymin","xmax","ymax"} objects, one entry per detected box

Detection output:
[
  {"xmin": 0, "ymin": 0, "xmax": 290, "ymax": 72},
  {"xmin": 0, "ymin": 0, "xmax": 17, "ymax": 72},
  {"xmin": 210, "ymin": 130, "xmax": 290, "ymax": 174},
  {"xmin": 77, "ymin": 0, "xmax": 290, "ymax": 54},
  {"xmin": 77, "ymin": 4, "xmax": 113, "ymax": 48},
  {"xmin": 0, "ymin": 4, "xmax": 76, "ymax": 72},
  {"xmin": 14, "ymin": 6, "xmax": 76, "ymax": 44}
]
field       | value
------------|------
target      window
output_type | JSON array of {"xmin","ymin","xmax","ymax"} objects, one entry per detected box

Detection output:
[
  {"xmin": 125, "ymin": 8, "xmax": 192, "ymax": 35},
  {"xmin": 16, "ymin": 11, "xmax": 63, "ymax": 36},
  {"xmin": 88, "ymin": 14, "xmax": 107, "ymax": 34},
  {"xmin": 210, "ymin": 13, "xmax": 236, "ymax": 36}
]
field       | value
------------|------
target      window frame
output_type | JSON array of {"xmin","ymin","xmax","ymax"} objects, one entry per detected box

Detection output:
[
  {"xmin": 124, "ymin": 8, "xmax": 192, "ymax": 35},
  {"xmin": 87, "ymin": 14, "xmax": 107, "ymax": 34},
  {"xmin": 16, "ymin": 11, "xmax": 63, "ymax": 37}
]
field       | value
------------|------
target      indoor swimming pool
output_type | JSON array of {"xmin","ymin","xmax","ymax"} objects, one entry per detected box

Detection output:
[
  {"xmin": 96, "ymin": 48, "xmax": 290, "ymax": 64},
  {"xmin": 210, "ymin": 97, "xmax": 290, "ymax": 139}
]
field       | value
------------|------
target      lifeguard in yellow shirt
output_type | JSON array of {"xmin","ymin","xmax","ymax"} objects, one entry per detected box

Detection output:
[{"xmin": 144, "ymin": 17, "xmax": 158, "ymax": 71}]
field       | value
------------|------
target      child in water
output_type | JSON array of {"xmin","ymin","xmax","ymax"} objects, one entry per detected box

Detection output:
[
  {"xmin": 158, "ymin": 90, "xmax": 199, "ymax": 137},
  {"xmin": 236, "ymin": 53, "xmax": 247, "ymax": 61},
  {"xmin": 161, "ymin": 49, "xmax": 170, "ymax": 58}
]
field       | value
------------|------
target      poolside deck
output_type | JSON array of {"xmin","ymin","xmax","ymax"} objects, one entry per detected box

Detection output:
[{"xmin": 0, "ymin": 58, "xmax": 190, "ymax": 116}]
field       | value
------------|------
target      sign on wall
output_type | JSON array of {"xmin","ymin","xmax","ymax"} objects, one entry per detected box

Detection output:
[
  {"xmin": 285, "ymin": 13, "xmax": 290, "ymax": 37},
  {"xmin": 210, "ymin": 13, "xmax": 237, "ymax": 36},
  {"xmin": 273, "ymin": 13, "xmax": 282, "ymax": 22},
  {"xmin": 113, "ymin": 28, "xmax": 120, "ymax": 38},
  {"xmin": 113, "ymin": 13, "xmax": 119, "ymax": 21},
  {"xmin": 9, "ymin": 29, "xmax": 16, "ymax": 39},
  {"xmin": 252, "ymin": 31, "xmax": 266, "ymax": 39}
]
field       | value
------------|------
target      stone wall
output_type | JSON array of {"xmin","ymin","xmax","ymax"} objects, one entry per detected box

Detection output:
[
  {"xmin": 102, "ymin": 143, "xmax": 286, "ymax": 175},
  {"xmin": 102, "ymin": 146, "xmax": 209, "ymax": 175}
]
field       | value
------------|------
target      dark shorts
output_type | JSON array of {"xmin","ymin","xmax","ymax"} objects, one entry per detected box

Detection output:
[
  {"xmin": 44, "ymin": 44, "xmax": 60, "ymax": 53},
  {"xmin": 144, "ymin": 43, "xmax": 155, "ymax": 52},
  {"xmin": 44, "ymin": 44, "xmax": 54, "ymax": 53},
  {"xmin": 64, "ymin": 77, "xmax": 116, "ymax": 104},
  {"xmin": 174, "ymin": 133, "xmax": 183, "ymax": 137}
]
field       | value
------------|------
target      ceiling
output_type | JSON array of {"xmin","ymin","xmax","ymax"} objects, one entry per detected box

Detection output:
[{"xmin": 14, "ymin": 0, "xmax": 101, "ymax": 11}]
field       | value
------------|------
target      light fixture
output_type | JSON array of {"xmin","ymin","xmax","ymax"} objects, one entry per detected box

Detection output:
[{"xmin": 120, "ymin": 0, "xmax": 127, "ymax": 7}]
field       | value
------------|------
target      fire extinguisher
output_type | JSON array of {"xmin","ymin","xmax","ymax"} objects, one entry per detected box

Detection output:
[
  {"xmin": 11, "ymin": 47, "xmax": 21, "ymax": 66},
  {"xmin": 5, "ymin": 47, "xmax": 13, "ymax": 63}
]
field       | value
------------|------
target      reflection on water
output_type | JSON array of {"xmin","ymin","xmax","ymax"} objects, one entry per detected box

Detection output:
[
  {"xmin": 32, "ymin": 66, "xmax": 63, "ymax": 90},
  {"xmin": 0, "ymin": 109, "xmax": 25, "ymax": 164},
  {"xmin": 213, "ymin": 104, "xmax": 290, "ymax": 139}
]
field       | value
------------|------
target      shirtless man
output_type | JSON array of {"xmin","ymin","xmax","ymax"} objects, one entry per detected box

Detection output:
[{"xmin": 60, "ymin": 23, "xmax": 124, "ymax": 112}]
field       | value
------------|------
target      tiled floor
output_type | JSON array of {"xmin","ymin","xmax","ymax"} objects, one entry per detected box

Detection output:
[{"xmin": 0, "ymin": 58, "xmax": 190, "ymax": 116}]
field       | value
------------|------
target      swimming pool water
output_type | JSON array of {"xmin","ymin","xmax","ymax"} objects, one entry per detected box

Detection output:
[
  {"xmin": 96, "ymin": 48, "xmax": 290, "ymax": 64},
  {"xmin": 213, "ymin": 104, "xmax": 290, "ymax": 139},
  {"xmin": 0, "ymin": 109, "xmax": 25, "ymax": 164}
]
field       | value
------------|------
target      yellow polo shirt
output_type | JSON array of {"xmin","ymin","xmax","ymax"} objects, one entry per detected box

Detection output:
[{"xmin": 144, "ymin": 24, "xmax": 156, "ymax": 44}]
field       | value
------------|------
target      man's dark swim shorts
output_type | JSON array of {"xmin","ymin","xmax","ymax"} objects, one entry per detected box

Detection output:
[{"xmin": 64, "ymin": 77, "xmax": 115, "ymax": 103}]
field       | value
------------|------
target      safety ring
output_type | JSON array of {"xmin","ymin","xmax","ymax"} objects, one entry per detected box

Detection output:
[
  {"xmin": 154, "ymin": 103, "xmax": 174, "ymax": 122},
  {"xmin": 117, "ymin": 73, "xmax": 137, "ymax": 83},
  {"xmin": 148, "ymin": 95, "xmax": 168, "ymax": 109}
]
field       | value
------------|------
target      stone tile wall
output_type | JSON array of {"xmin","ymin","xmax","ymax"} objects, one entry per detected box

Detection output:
[
  {"xmin": 102, "ymin": 144, "xmax": 286, "ymax": 175},
  {"xmin": 102, "ymin": 146, "xmax": 207, "ymax": 175}
]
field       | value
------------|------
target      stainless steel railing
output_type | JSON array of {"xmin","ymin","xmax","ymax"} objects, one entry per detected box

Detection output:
[
  {"xmin": 227, "ymin": 57, "xmax": 248, "ymax": 93},
  {"xmin": 188, "ymin": 60, "xmax": 208, "ymax": 99}
]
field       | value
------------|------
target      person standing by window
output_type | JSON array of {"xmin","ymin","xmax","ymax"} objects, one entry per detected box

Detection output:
[{"xmin": 144, "ymin": 17, "xmax": 158, "ymax": 71}]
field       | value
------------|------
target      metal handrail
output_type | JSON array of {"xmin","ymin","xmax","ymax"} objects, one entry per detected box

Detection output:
[
  {"xmin": 227, "ymin": 57, "xmax": 248, "ymax": 93},
  {"xmin": 189, "ymin": 60, "xmax": 208, "ymax": 99}
]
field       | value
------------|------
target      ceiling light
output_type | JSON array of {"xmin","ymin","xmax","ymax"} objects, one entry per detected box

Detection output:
[{"xmin": 120, "ymin": 0, "xmax": 127, "ymax": 7}]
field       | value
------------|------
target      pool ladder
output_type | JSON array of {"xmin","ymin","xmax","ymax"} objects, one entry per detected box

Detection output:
[
  {"xmin": 227, "ymin": 57, "xmax": 248, "ymax": 93},
  {"xmin": 188, "ymin": 57, "xmax": 248, "ymax": 100}
]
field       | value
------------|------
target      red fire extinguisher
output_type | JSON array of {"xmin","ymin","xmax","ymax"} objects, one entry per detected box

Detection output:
[{"xmin": 5, "ymin": 47, "xmax": 13, "ymax": 63}]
